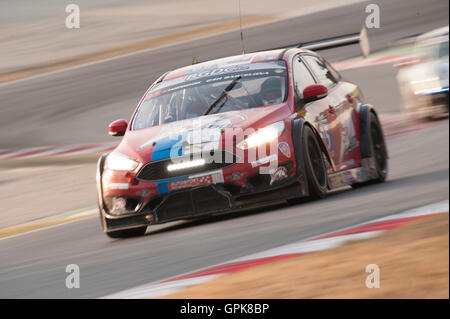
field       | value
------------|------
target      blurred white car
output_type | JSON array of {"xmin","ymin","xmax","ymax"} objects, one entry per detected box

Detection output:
[{"xmin": 396, "ymin": 26, "xmax": 449, "ymax": 119}]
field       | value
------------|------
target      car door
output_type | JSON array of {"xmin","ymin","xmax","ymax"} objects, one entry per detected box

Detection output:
[
  {"xmin": 302, "ymin": 54, "xmax": 357, "ymax": 170},
  {"xmin": 297, "ymin": 54, "xmax": 339, "ymax": 168},
  {"xmin": 292, "ymin": 54, "xmax": 340, "ymax": 171}
]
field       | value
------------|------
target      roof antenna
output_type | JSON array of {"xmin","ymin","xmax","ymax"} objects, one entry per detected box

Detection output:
[{"xmin": 238, "ymin": 0, "xmax": 245, "ymax": 55}]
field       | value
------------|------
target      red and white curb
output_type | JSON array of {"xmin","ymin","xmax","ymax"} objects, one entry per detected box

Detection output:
[
  {"xmin": 0, "ymin": 112, "xmax": 435, "ymax": 161},
  {"xmin": 332, "ymin": 53, "xmax": 411, "ymax": 71},
  {"xmin": 0, "ymin": 143, "xmax": 116, "ymax": 160},
  {"xmin": 102, "ymin": 200, "xmax": 449, "ymax": 299}
]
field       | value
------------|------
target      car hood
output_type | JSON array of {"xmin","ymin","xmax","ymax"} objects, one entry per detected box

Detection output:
[
  {"xmin": 401, "ymin": 59, "xmax": 449, "ymax": 90},
  {"xmin": 116, "ymin": 104, "xmax": 291, "ymax": 164}
]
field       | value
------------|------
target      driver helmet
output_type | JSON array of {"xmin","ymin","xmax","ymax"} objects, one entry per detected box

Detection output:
[{"xmin": 261, "ymin": 77, "xmax": 282, "ymax": 106}]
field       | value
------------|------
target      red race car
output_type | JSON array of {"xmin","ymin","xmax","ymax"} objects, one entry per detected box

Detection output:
[{"xmin": 96, "ymin": 48, "xmax": 388, "ymax": 238}]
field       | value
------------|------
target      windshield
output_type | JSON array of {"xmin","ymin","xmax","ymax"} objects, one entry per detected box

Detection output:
[
  {"xmin": 415, "ymin": 37, "xmax": 449, "ymax": 60},
  {"xmin": 132, "ymin": 61, "xmax": 288, "ymax": 130},
  {"xmin": 438, "ymin": 40, "xmax": 449, "ymax": 58}
]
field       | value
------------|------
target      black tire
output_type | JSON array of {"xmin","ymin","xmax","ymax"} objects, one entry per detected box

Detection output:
[
  {"xmin": 352, "ymin": 112, "xmax": 388, "ymax": 188},
  {"xmin": 106, "ymin": 226, "xmax": 147, "ymax": 239},
  {"xmin": 303, "ymin": 125, "xmax": 328, "ymax": 199}
]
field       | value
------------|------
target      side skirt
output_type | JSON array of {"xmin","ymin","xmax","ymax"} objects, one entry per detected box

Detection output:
[{"xmin": 328, "ymin": 157, "xmax": 379, "ymax": 189}]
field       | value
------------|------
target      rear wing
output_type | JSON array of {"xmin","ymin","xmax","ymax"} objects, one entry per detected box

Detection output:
[
  {"xmin": 271, "ymin": 27, "xmax": 370, "ymax": 57},
  {"xmin": 298, "ymin": 33, "xmax": 360, "ymax": 50},
  {"xmin": 192, "ymin": 27, "xmax": 371, "ymax": 65}
]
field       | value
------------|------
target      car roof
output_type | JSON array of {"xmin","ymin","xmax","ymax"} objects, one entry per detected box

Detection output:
[
  {"xmin": 162, "ymin": 49, "xmax": 301, "ymax": 82},
  {"xmin": 416, "ymin": 26, "xmax": 449, "ymax": 43}
]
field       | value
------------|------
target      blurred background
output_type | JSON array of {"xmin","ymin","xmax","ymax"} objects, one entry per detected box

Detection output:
[
  {"xmin": 0, "ymin": 0, "xmax": 448, "ymax": 298},
  {"xmin": 0, "ymin": 0, "xmax": 358, "ymax": 76}
]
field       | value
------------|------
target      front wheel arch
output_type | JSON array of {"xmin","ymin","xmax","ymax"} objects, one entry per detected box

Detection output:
[
  {"xmin": 291, "ymin": 118, "xmax": 329, "ymax": 198},
  {"xmin": 96, "ymin": 153, "xmax": 109, "ymax": 232},
  {"xmin": 352, "ymin": 107, "xmax": 388, "ymax": 187},
  {"xmin": 359, "ymin": 104, "xmax": 388, "ymax": 159}
]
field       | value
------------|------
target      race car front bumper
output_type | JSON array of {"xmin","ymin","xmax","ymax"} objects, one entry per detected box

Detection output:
[
  {"xmin": 99, "ymin": 172, "xmax": 303, "ymax": 232},
  {"xmin": 97, "ymin": 142, "xmax": 306, "ymax": 232},
  {"xmin": 413, "ymin": 88, "xmax": 449, "ymax": 118}
]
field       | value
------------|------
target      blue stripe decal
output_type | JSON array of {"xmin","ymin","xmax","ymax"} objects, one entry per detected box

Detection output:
[
  {"xmin": 152, "ymin": 148, "xmax": 173, "ymax": 161},
  {"xmin": 151, "ymin": 133, "xmax": 189, "ymax": 194},
  {"xmin": 156, "ymin": 177, "xmax": 187, "ymax": 195},
  {"xmin": 420, "ymin": 87, "xmax": 449, "ymax": 95},
  {"xmin": 151, "ymin": 134, "xmax": 185, "ymax": 161}
]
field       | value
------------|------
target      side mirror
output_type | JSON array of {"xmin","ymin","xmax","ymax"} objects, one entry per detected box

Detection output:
[
  {"xmin": 303, "ymin": 84, "xmax": 328, "ymax": 103},
  {"xmin": 109, "ymin": 119, "xmax": 127, "ymax": 136}
]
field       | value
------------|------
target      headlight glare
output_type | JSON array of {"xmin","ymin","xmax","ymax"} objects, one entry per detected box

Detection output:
[
  {"xmin": 167, "ymin": 159, "xmax": 206, "ymax": 171},
  {"xmin": 107, "ymin": 152, "xmax": 139, "ymax": 171},
  {"xmin": 237, "ymin": 121, "xmax": 285, "ymax": 150}
]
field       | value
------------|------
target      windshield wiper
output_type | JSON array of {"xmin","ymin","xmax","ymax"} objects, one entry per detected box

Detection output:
[{"xmin": 203, "ymin": 76, "xmax": 242, "ymax": 116}]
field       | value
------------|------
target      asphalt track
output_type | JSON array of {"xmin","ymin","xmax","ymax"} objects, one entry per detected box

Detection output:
[{"xmin": 0, "ymin": 0, "xmax": 448, "ymax": 298}]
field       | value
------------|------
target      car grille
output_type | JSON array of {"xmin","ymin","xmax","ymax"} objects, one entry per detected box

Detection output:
[
  {"xmin": 137, "ymin": 150, "xmax": 238, "ymax": 181},
  {"xmin": 431, "ymin": 91, "xmax": 449, "ymax": 106},
  {"xmin": 155, "ymin": 186, "xmax": 231, "ymax": 221}
]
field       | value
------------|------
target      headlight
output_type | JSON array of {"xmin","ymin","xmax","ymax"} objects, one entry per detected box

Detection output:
[
  {"xmin": 237, "ymin": 121, "xmax": 285, "ymax": 150},
  {"xmin": 167, "ymin": 159, "xmax": 206, "ymax": 171},
  {"xmin": 107, "ymin": 152, "xmax": 139, "ymax": 171},
  {"xmin": 410, "ymin": 77, "xmax": 439, "ymax": 85}
]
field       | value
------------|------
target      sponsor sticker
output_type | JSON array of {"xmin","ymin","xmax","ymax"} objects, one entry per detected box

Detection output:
[
  {"xmin": 278, "ymin": 142, "xmax": 291, "ymax": 158},
  {"xmin": 185, "ymin": 65, "xmax": 250, "ymax": 81},
  {"xmin": 226, "ymin": 171, "xmax": 244, "ymax": 181},
  {"xmin": 169, "ymin": 176, "xmax": 212, "ymax": 191},
  {"xmin": 111, "ymin": 197, "xmax": 126, "ymax": 214},
  {"xmin": 137, "ymin": 189, "xmax": 154, "ymax": 197},
  {"xmin": 343, "ymin": 171, "xmax": 356, "ymax": 184},
  {"xmin": 108, "ymin": 183, "xmax": 129, "ymax": 190},
  {"xmin": 251, "ymin": 154, "xmax": 278, "ymax": 168},
  {"xmin": 297, "ymin": 109, "xmax": 307, "ymax": 117},
  {"xmin": 329, "ymin": 174, "xmax": 343, "ymax": 187},
  {"xmin": 181, "ymin": 144, "xmax": 204, "ymax": 156},
  {"xmin": 359, "ymin": 169, "xmax": 367, "ymax": 181},
  {"xmin": 270, "ymin": 167, "xmax": 288, "ymax": 185},
  {"xmin": 168, "ymin": 170, "xmax": 224, "ymax": 191}
]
